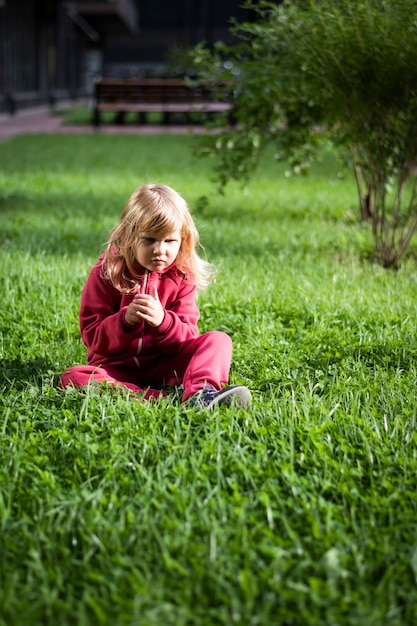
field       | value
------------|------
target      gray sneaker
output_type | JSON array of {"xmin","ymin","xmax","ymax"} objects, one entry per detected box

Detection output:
[{"xmin": 189, "ymin": 385, "xmax": 252, "ymax": 410}]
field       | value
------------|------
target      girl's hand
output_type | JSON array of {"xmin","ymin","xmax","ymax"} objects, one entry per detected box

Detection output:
[{"xmin": 125, "ymin": 285, "xmax": 164, "ymax": 328}]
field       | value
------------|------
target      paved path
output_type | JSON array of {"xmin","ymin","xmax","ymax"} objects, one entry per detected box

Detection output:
[
  {"xmin": 0, "ymin": 107, "xmax": 65, "ymax": 140},
  {"xmin": 0, "ymin": 104, "xmax": 206, "ymax": 141}
]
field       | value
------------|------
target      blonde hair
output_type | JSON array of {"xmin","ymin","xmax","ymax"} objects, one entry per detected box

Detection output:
[{"xmin": 103, "ymin": 183, "xmax": 215, "ymax": 293}]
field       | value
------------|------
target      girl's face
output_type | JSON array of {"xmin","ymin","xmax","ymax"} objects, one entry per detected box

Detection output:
[{"xmin": 135, "ymin": 229, "xmax": 182, "ymax": 272}]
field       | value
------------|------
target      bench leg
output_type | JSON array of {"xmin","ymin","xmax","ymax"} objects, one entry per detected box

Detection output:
[
  {"xmin": 228, "ymin": 107, "xmax": 237, "ymax": 127},
  {"xmin": 137, "ymin": 112, "xmax": 146, "ymax": 125},
  {"xmin": 115, "ymin": 111, "xmax": 126, "ymax": 125},
  {"xmin": 93, "ymin": 106, "xmax": 100, "ymax": 128}
]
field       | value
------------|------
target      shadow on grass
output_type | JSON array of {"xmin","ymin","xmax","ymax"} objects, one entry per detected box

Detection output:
[
  {"xmin": 306, "ymin": 343, "xmax": 416, "ymax": 371},
  {"xmin": 1, "ymin": 193, "xmax": 113, "ymax": 257},
  {"xmin": 1, "ymin": 356, "xmax": 56, "ymax": 390}
]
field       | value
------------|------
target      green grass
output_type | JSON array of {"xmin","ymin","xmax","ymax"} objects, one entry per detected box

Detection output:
[{"xmin": 1, "ymin": 132, "xmax": 417, "ymax": 626}]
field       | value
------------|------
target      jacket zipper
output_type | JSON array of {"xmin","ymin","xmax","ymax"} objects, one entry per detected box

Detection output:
[{"xmin": 133, "ymin": 270, "xmax": 149, "ymax": 366}]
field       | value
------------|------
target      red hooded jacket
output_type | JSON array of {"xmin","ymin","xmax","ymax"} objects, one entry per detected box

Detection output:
[{"xmin": 80, "ymin": 255, "xmax": 200, "ymax": 372}]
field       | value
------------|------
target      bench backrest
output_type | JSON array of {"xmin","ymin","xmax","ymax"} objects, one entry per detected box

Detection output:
[{"xmin": 95, "ymin": 79, "xmax": 218, "ymax": 105}]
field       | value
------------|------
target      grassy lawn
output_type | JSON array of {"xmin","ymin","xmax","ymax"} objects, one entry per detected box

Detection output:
[{"xmin": 1, "ymin": 132, "xmax": 416, "ymax": 625}]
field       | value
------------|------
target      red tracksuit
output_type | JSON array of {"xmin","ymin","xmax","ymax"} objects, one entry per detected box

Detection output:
[{"xmin": 60, "ymin": 255, "xmax": 232, "ymax": 402}]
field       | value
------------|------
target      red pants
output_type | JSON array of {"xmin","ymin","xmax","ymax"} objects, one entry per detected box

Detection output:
[{"xmin": 60, "ymin": 330, "xmax": 232, "ymax": 402}]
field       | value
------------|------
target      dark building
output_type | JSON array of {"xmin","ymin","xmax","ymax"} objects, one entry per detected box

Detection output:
[{"xmin": 0, "ymin": 0, "xmax": 253, "ymax": 114}]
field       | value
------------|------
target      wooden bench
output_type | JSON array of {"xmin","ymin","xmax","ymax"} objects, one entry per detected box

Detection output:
[{"xmin": 93, "ymin": 78, "xmax": 233, "ymax": 127}]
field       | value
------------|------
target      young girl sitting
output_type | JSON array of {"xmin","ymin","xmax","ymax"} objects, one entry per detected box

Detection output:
[{"xmin": 60, "ymin": 183, "xmax": 252, "ymax": 410}]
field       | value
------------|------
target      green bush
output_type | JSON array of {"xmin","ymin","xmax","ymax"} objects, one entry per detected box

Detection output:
[{"xmin": 193, "ymin": 0, "xmax": 417, "ymax": 269}]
